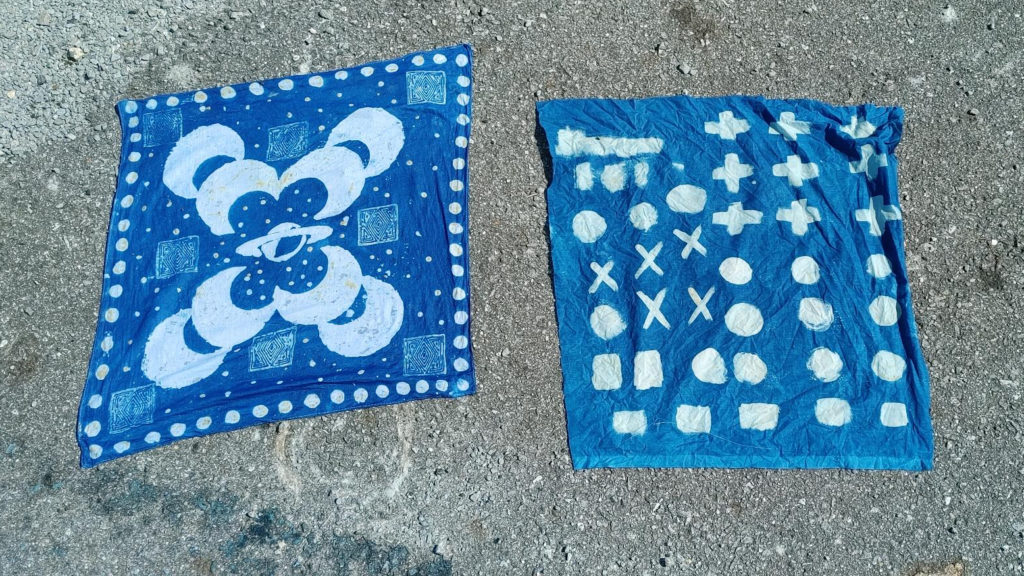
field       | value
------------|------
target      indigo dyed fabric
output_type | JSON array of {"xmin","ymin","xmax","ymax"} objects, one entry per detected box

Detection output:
[
  {"xmin": 78, "ymin": 45, "xmax": 476, "ymax": 467},
  {"xmin": 538, "ymin": 95, "xmax": 933, "ymax": 470}
]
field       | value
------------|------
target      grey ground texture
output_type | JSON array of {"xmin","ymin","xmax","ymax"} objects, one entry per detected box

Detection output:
[{"xmin": 0, "ymin": 0, "xmax": 1021, "ymax": 574}]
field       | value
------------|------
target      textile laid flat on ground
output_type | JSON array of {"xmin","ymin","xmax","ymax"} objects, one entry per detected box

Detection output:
[
  {"xmin": 77, "ymin": 45, "xmax": 476, "ymax": 467},
  {"xmin": 538, "ymin": 95, "xmax": 933, "ymax": 470}
]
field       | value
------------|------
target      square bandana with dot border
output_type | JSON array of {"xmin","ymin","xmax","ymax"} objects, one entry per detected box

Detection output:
[
  {"xmin": 77, "ymin": 45, "xmax": 476, "ymax": 467},
  {"xmin": 538, "ymin": 94, "xmax": 933, "ymax": 470}
]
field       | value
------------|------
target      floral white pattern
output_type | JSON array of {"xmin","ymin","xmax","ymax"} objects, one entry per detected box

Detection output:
[{"xmin": 142, "ymin": 108, "xmax": 406, "ymax": 389}]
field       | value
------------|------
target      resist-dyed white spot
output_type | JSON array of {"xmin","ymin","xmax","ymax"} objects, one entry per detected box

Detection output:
[
  {"xmin": 600, "ymin": 163, "xmax": 626, "ymax": 192},
  {"xmin": 872, "ymin": 350, "xmax": 906, "ymax": 381},
  {"xmin": 815, "ymin": 398, "xmax": 852, "ymax": 426},
  {"xmin": 113, "ymin": 441, "xmax": 130, "ymax": 454},
  {"xmin": 89, "ymin": 445, "xmax": 102, "ymax": 459},
  {"xmin": 739, "ymin": 403, "xmax": 779, "ymax": 430},
  {"xmin": 798, "ymin": 298, "xmax": 834, "ymax": 331},
  {"xmin": 225, "ymin": 410, "xmax": 240, "ymax": 424},
  {"xmin": 170, "ymin": 422, "xmax": 186, "ymax": 436},
  {"xmin": 724, "ymin": 303, "xmax": 763, "ymax": 337},
  {"xmin": 869, "ymin": 295, "xmax": 900, "ymax": 326},
  {"xmin": 304, "ymin": 394, "xmax": 320, "ymax": 409},
  {"xmin": 733, "ymin": 353, "xmax": 766, "ymax": 384},
  {"xmin": 145, "ymin": 431, "xmax": 161, "ymax": 443},
  {"xmin": 629, "ymin": 202, "xmax": 658, "ymax": 231},
  {"xmin": 252, "ymin": 405, "xmax": 268, "ymax": 418},
  {"xmin": 612, "ymin": 411, "xmax": 647, "ymax": 435},
  {"xmin": 692, "ymin": 348, "xmax": 727, "ymax": 384},
  {"xmin": 633, "ymin": 350, "xmax": 662, "ymax": 390},
  {"xmin": 84, "ymin": 421, "xmax": 101, "ymax": 437},
  {"xmin": 88, "ymin": 394, "xmax": 103, "ymax": 409},
  {"xmin": 196, "ymin": 416, "xmax": 212, "ymax": 430},
  {"xmin": 666, "ymin": 184, "xmax": 707, "ymax": 214},
  {"xmin": 354, "ymin": 388, "xmax": 368, "ymax": 402},
  {"xmin": 880, "ymin": 402, "xmax": 909, "ymax": 427},
  {"xmin": 791, "ymin": 256, "xmax": 820, "ymax": 284},
  {"xmin": 807, "ymin": 347, "xmax": 843, "ymax": 382},
  {"xmin": 330, "ymin": 390, "xmax": 344, "ymax": 403},
  {"xmin": 572, "ymin": 210, "xmax": 606, "ymax": 243},
  {"xmin": 590, "ymin": 305, "xmax": 626, "ymax": 340},
  {"xmin": 676, "ymin": 405, "xmax": 712, "ymax": 434},
  {"xmin": 719, "ymin": 257, "xmax": 752, "ymax": 285},
  {"xmin": 866, "ymin": 254, "xmax": 893, "ymax": 278},
  {"xmin": 575, "ymin": 162, "xmax": 593, "ymax": 190},
  {"xmin": 591, "ymin": 353, "xmax": 622, "ymax": 390}
]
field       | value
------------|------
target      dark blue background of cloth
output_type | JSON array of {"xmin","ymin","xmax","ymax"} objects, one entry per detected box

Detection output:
[
  {"xmin": 539, "ymin": 94, "xmax": 933, "ymax": 469},
  {"xmin": 78, "ymin": 45, "xmax": 475, "ymax": 467}
]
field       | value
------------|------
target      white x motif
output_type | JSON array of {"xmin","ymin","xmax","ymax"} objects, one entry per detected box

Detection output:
[
  {"xmin": 589, "ymin": 261, "xmax": 618, "ymax": 294},
  {"xmin": 634, "ymin": 242, "xmax": 664, "ymax": 279},
  {"xmin": 712, "ymin": 153, "xmax": 754, "ymax": 193},
  {"xmin": 711, "ymin": 202, "xmax": 763, "ymax": 236},
  {"xmin": 855, "ymin": 195, "xmax": 902, "ymax": 236},
  {"xmin": 776, "ymin": 199, "xmax": 822, "ymax": 236},
  {"xmin": 673, "ymin": 225, "xmax": 707, "ymax": 259},
  {"xmin": 704, "ymin": 111, "xmax": 750, "ymax": 140},
  {"xmin": 637, "ymin": 289, "xmax": 670, "ymax": 330},
  {"xmin": 849, "ymin": 144, "xmax": 889, "ymax": 180},
  {"xmin": 772, "ymin": 154, "xmax": 820, "ymax": 187},
  {"xmin": 839, "ymin": 115, "xmax": 876, "ymax": 139},
  {"xmin": 687, "ymin": 286, "xmax": 715, "ymax": 324},
  {"xmin": 768, "ymin": 111, "xmax": 811, "ymax": 141}
]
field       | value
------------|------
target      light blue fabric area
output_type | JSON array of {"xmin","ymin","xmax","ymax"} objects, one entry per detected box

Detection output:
[
  {"xmin": 538, "ymin": 94, "xmax": 933, "ymax": 470},
  {"xmin": 78, "ymin": 45, "xmax": 476, "ymax": 467}
]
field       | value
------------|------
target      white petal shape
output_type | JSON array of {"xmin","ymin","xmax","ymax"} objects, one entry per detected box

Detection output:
[
  {"xmin": 196, "ymin": 159, "xmax": 281, "ymax": 235},
  {"xmin": 191, "ymin": 267, "xmax": 275, "ymax": 349},
  {"xmin": 318, "ymin": 276, "xmax": 404, "ymax": 357},
  {"xmin": 142, "ymin": 309, "xmax": 228, "ymax": 389},
  {"xmin": 163, "ymin": 124, "xmax": 245, "ymax": 199},
  {"xmin": 282, "ymin": 146, "xmax": 366, "ymax": 222},
  {"xmin": 326, "ymin": 107, "xmax": 404, "ymax": 178},
  {"xmin": 274, "ymin": 246, "xmax": 363, "ymax": 326}
]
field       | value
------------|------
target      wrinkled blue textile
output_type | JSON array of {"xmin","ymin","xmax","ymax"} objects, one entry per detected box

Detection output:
[
  {"xmin": 78, "ymin": 45, "xmax": 476, "ymax": 467},
  {"xmin": 538, "ymin": 94, "xmax": 933, "ymax": 470}
]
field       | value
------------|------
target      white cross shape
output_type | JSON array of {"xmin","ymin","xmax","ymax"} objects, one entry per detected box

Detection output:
[
  {"xmin": 712, "ymin": 153, "xmax": 754, "ymax": 193},
  {"xmin": 637, "ymin": 288, "xmax": 670, "ymax": 330},
  {"xmin": 672, "ymin": 225, "xmax": 707, "ymax": 259},
  {"xmin": 634, "ymin": 242, "xmax": 664, "ymax": 279},
  {"xmin": 849, "ymin": 144, "xmax": 889, "ymax": 180},
  {"xmin": 839, "ymin": 115, "xmax": 876, "ymax": 139},
  {"xmin": 704, "ymin": 111, "xmax": 750, "ymax": 140},
  {"xmin": 711, "ymin": 202, "xmax": 763, "ymax": 236},
  {"xmin": 772, "ymin": 155, "xmax": 820, "ymax": 187},
  {"xmin": 768, "ymin": 111, "xmax": 811, "ymax": 141},
  {"xmin": 687, "ymin": 286, "xmax": 715, "ymax": 324},
  {"xmin": 776, "ymin": 199, "xmax": 822, "ymax": 236},
  {"xmin": 855, "ymin": 195, "xmax": 902, "ymax": 236},
  {"xmin": 588, "ymin": 261, "xmax": 618, "ymax": 294}
]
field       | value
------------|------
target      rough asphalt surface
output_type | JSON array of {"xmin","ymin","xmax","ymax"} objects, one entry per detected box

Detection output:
[{"xmin": 1, "ymin": 0, "xmax": 1022, "ymax": 574}]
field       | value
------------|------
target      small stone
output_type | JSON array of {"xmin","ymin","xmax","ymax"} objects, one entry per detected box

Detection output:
[
  {"xmin": 318, "ymin": 8, "xmax": 332, "ymax": 19},
  {"xmin": 968, "ymin": 108, "xmax": 979, "ymax": 116},
  {"xmin": 990, "ymin": 239, "xmax": 999, "ymax": 246},
  {"xmin": 67, "ymin": 46, "xmax": 85, "ymax": 62},
  {"xmin": 433, "ymin": 542, "xmax": 448, "ymax": 556},
  {"xmin": 37, "ymin": 11, "xmax": 52, "ymax": 26}
]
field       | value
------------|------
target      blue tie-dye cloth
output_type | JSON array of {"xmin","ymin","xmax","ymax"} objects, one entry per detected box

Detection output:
[
  {"xmin": 538, "ymin": 94, "xmax": 933, "ymax": 470},
  {"xmin": 78, "ymin": 45, "xmax": 476, "ymax": 467}
]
